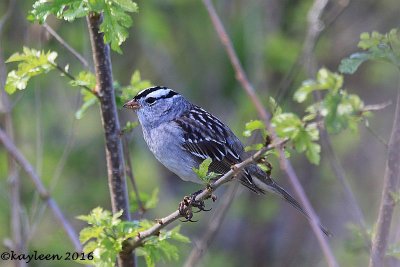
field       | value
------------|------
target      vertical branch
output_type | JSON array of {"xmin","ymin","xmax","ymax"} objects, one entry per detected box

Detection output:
[
  {"xmin": 86, "ymin": 13, "xmax": 135, "ymax": 267},
  {"xmin": 201, "ymin": 1, "xmax": 338, "ymax": 266},
  {"xmin": 303, "ymin": 0, "xmax": 368, "ymax": 240},
  {"xmin": 369, "ymin": 87, "xmax": 400, "ymax": 267}
]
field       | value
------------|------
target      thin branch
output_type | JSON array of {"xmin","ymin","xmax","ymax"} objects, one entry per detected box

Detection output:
[
  {"xmin": 52, "ymin": 63, "xmax": 96, "ymax": 95},
  {"xmin": 201, "ymin": 1, "xmax": 338, "ymax": 266},
  {"xmin": 275, "ymin": 0, "xmax": 351, "ymax": 104},
  {"xmin": 183, "ymin": 183, "xmax": 239, "ymax": 267},
  {"xmin": 0, "ymin": 128, "xmax": 82, "ymax": 252},
  {"xmin": 43, "ymin": 23, "xmax": 90, "ymax": 69},
  {"xmin": 303, "ymin": 0, "xmax": 369, "ymax": 248},
  {"xmin": 369, "ymin": 84, "xmax": 400, "ymax": 267},
  {"xmin": 122, "ymin": 136, "xmax": 145, "ymax": 216},
  {"xmin": 125, "ymin": 141, "xmax": 283, "ymax": 252}
]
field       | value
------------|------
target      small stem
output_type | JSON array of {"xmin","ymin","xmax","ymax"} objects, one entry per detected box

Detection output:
[
  {"xmin": 43, "ymin": 23, "xmax": 90, "ymax": 69},
  {"xmin": 369, "ymin": 84, "xmax": 400, "ymax": 267},
  {"xmin": 52, "ymin": 63, "xmax": 96, "ymax": 96},
  {"xmin": 122, "ymin": 136, "xmax": 145, "ymax": 216}
]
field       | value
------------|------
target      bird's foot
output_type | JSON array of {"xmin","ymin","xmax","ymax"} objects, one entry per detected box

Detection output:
[{"xmin": 178, "ymin": 190, "xmax": 212, "ymax": 222}]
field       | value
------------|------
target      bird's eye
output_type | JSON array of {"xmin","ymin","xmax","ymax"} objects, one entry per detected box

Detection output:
[{"xmin": 146, "ymin": 97, "xmax": 156, "ymax": 105}]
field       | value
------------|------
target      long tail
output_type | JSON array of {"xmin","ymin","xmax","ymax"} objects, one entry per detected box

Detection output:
[{"xmin": 249, "ymin": 173, "xmax": 332, "ymax": 237}]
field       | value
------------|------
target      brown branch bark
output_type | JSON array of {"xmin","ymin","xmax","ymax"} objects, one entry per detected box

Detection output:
[
  {"xmin": 201, "ymin": 1, "xmax": 338, "ymax": 266},
  {"xmin": 86, "ymin": 13, "xmax": 135, "ymax": 267},
  {"xmin": 0, "ymin": 128, "xmax": 82, "ymax": 252},
  {"xmin": 369, "ymin": 86, "xmax": 400, "ymax": 267}
]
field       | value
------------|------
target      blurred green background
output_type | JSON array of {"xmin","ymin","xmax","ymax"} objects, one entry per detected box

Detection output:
[{"xmin": 1, "ymin": 0, "xmax": 400, "ymax": 266}]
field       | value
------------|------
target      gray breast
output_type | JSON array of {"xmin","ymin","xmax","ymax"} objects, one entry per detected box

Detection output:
[{"xmin": 142, "ymin": 122, "xmax": 200, "ymax": 183}]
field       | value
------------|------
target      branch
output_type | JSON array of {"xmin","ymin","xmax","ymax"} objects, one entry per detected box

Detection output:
[
  {"xmin": 43, "ymin": 23, "xmax": 91, "ymax": 70},
  {"xmin": 183, "ymin": 183, "xmax": 239, "ymax": 267},
  {"xmin": 201, "ymin": 1, "xmax": 338, "ymax": 266},
  {"xmin": 303, "ymin": 0, "xmax": 369, "ymax": 248},
  {"xmin": 125, "ymin": 142, "xmax": 282, "ymax": 252},
  {"xmin": 0, "ymin": 128, "xmax": 82, "ymax": 252},
  {"xmin": 369, "ymin": 85, "xmax": 400, "ymax": 267},
  {"xmin": 123, "ymin": 136, "xmax": 145, "ymax": 216},
  {"xmin": 86, "ymin": 13, "xmax": 135, "ymax": 267}
]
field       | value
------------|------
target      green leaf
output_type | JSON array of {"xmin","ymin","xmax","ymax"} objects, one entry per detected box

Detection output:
[
  {"xmin": 192, "ymin": 158, "xmax": 219, "ymax": 184},
  {"xmin": 338, "ymin": 52, "xmax": 373, "ymax": 74},
  {"xmin": 101, "ymin": 0, "xmax": 138, "ymax": 53},
  {"xmin": 5, "ymin": 47, "xmax": 57, "ymax": 94},
  {"xmin": 242, "ymin": 120, "xmax": 266, "ymax": 138},
  {"xmin": 30, "ymin": 0, "xmax": 87, "ymax": 23},
  {"xmin": 340, "ymin": 29, "xmax": 400, "ymax": 73},
  {"xmin": 272, "ymin": 113, "xmax": 320, "ymax": 164},
  {"xmin": 117, "ymin": 70, "xmax": 153, "ymax": 107},
  {"xmin": 130, "ymin": 188, "xmax": 159, "ymax": 213},
  {"xmin": 294, "ymin": 68, "xmax": 343, "ymax": 102},
  {"xmin": 30, "ymin": 0, "xmax": 138, "ymax": 53},
  {"xmin": 70, "ymin": 71, "xmax": 96, "ymax": 89}
]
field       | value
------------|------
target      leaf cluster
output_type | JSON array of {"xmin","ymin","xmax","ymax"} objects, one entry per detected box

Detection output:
[
  {"xmin": 29, "ymin": 0, "xmax": 138, "ymax": 53},
  {"xmin": 77, "ymin": 207, "xmax": 189, "ymax": 267},
  {"xmin": 5, "ymin": 47, "xmax": 57, "ymax": 94},
  {"xmin": 339, "ymin": 29, "xmax": 400, "ymax": 73},
  {"xmin": 295, "ymin": 68, "xmax": 367, "ymax": 134}
]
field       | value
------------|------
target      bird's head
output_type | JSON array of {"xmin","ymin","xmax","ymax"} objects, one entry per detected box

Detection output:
[{"xmin": 123, "ymin": 86, "xmax": 188, "ymax": 128}]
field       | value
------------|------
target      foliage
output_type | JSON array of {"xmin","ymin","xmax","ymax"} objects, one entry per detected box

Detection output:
[
  {"xmin": 339, "ymin": 29, "xmax": 400, "ymax": 73},
  {"xmin": 130, "ymin": 188, "xmax": 159, "ymax": 213},
  {"xmin": 116, "ymin": 70, "xmax": 153, "ymax": 107},
  {"xmin": 69, "ymin": 71, "xmax": 98, "ymax": 119},
  {"xmin": 295, "ymin": 68, "xmax": 367, "ymax": 134},
  {"xmin": 29, "ymin": 0, "xmax": 138, "ymax": 53},
  {"xmin": 77, "ymin": 207, "xmax": 189, "ymax": 267},
  {"xmin": 5, "ymin": 47, "xmax": 57, "ymax": 94},
  {"xmin": 192, "ymin": 158, "xmax": 219, "ymax": 184}
]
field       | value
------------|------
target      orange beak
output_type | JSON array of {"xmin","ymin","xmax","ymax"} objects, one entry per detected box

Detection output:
[{"xmin": 123, "ymin": 99, "xmax": 140, "ymax": 111}]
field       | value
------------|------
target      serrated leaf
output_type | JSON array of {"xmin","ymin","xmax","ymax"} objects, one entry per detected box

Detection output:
[
  {"xmin": 243, "ymin": 120, "xmax": 266, "ymax": 138},
  {"xmin": 192, "ymin": 158, "xmax": 218, "ymax": 183},
  {"xmin": 113, "ymin": 0, "xmax": 138, "ymax": 12},
  {"xmin": 5, "ymin": 47, "xmax": 57, "ymax": 94}
]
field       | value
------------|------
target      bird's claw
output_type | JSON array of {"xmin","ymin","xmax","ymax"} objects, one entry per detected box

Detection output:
[{"xmin": 178, "ymin": 190, "xmax": 213, "ymax": 222}]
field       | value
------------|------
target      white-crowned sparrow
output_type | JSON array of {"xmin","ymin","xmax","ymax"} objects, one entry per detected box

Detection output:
[{"xmin": 124, "ymin": 86, "xmax": 329, "ymax": 235}]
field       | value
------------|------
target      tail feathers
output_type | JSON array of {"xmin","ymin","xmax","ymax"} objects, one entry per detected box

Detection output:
[{"xmin": 252, "ymin": 176, "xmax": 332, "ymax": 237}]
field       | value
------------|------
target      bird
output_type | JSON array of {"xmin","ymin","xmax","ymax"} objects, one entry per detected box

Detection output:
[{"xmin": 123, "ymin": 86, "xmax": 330, "ymax": 236}]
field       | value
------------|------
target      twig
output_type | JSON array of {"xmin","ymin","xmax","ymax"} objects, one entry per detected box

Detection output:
[
  {"xmin": 369, "ymin": 84, "xmax": 400, "ymax": 267},
  {"xmin": 303, "ymin": 0, "xmax": 369, "ymax": 249},
  {"xmin": 125, "ymin": 142, "xmax": 282, "ymax": 251},
  {"xmin": 201, "ymin": 1, "xmax": 338, "ymax": 266},
  {"xmin": 275, "ymin": 0, "xmax": 351, "ymax": 104},
  {"xmin": 183, "ymin": 183, "xmax": 239, "ymax": 267},
  {"xmin": 86, "ymin": 13, "xmax": 135, "ymax": 267},
  {"xmin": 0, "ymin": 128, "xmax": 82, "ymax": 252},
  {"xmin": 52, "ymin": 63, "xmax": 96, "ymax": 95},
  {"xmin": 122, "ymin": 136, "xmax": 145, "ymax": 216},
  {"xmin": 43, "ymin": 23, "xmax": 90, "ymax": 69}
]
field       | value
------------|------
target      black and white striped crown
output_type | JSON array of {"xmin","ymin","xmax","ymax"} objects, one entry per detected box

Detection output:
[{"xmin": 134, "ymin": 86, "xmax": 179, "ymax": 101}]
